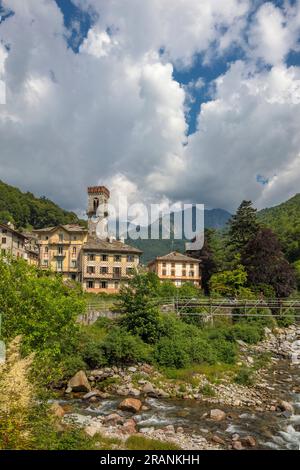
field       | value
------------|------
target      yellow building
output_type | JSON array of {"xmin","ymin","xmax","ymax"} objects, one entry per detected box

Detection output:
[
  {"xmin": 0, "ymin": 222, "xmax": 27, "ymax": 259},
  {"xmin": 33, "ymin": 224, "xmax": 88, "ymax": 281},
  {"xmin": 148, "ymin": 251, "xmax": 201, "ymax": 288}
]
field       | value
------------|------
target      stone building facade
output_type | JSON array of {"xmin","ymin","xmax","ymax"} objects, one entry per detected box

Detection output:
[
  {"xmin": 148, "ymin": 251, "xmax": 201, "ymax": 288},
  {"xmin": 0, "ymin": 222, "xmax": 27, "ymax": 259}
]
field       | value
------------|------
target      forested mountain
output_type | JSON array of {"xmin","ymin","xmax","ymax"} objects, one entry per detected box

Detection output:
[
  {"xmin": 258, "ymin": 194, "xmax": 300, "ymax": 263},
  {"xmin": 126, "ymin": 207, "xmax": 231, "ymax": 263},
  {"xmin": 0, "ymin": 180, "xmax": 86, "ymax": 229}
]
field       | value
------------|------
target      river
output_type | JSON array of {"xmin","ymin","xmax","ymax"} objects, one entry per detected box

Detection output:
[{"xmin": 61, "ymin": 356, "xmax": 300, "ymax": 450}]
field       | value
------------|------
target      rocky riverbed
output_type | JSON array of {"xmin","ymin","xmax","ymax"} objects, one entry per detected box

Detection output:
[{"xmin": 52, "ymin": 325, "xmax": 300, "ymax": 450}]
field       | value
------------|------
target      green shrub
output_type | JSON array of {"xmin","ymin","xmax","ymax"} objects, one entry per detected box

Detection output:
[
  {"xmin": 101, "ymin": 327, "xmax": 151, "ymax": 365},
  {"xmin": 0, "ymin": 257, "xmax": 85, "ymax": 360},
  {"xmin": 212, "ymin": 338, "xmax": 237, "ymax": 364},
  {"xmin": 276, "ymin": 312, "xmax": 295, "ymax": 327},
  {"xmin": 231, "ymin": 323, "xmax": 263, "ymax": 344},
  {"xmin": 80, "ymin": 339, "xmax": 107, "ymax": 369},
  {"xmin": 188, "ymin": 336, "xmax": 217, "ymax": 365},
  {"xmin": 234, "ymin": 367, "xmax": 254, "ymax": 386},
  {"xmin": 119, "ymin": 273, "xmax": 162, "ymax": 343},
  {"xmin": 154, "ymin": 337, "xmax": 190, "ymax": 368},
  {"xmin": 200, "ymin": 384, "xmax": 216, "ymax": 397}
]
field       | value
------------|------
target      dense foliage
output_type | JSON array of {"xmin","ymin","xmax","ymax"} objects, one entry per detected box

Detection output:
[
  {"xmin": 241, "ymin": 228, "xmax": 296, "ymax": 297},
  {"xmin": 0, "ymin": 180, "xmax": 85, "ymax": 229},
  {"xmin": 228, "ymin": 200, "xmax": 260, "ymax": 252},
  {"xmin": 258, "ymin": 193, "xmax": 300, "ymax": 263}
]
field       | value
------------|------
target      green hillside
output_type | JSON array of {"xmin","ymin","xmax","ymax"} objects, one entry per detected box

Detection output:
[
  {"xmin": 258, "ymin": 194, "xmax": 300, "ymax": 263},
  {"xmin": 0, "ymin": 180, "xmax": 86, "ymax": 229}
]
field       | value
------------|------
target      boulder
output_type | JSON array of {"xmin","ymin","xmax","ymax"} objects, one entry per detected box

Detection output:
[
  {"xmin": 211, "ymin": 435, "xmax": 226, "ymax": 445},
  {"xmin": 277, "ymin": 400, "xmax": 294, "ymax": 413},
  {"xmin": 140, "ymin": 364, "xmax": 153, "ymax": 374},
  {"xmin": 50, "ymin": 403, "xmax": 65, "ymax": 418},
  {"xmin": 209, "ymin": 409, "xmax": 226, "ymax": 422},
  {"xmin": 104, "ymin": 413, "xmax": 125, "ymax": 425},
  {"xmin": 122, "ymin": 418, "xmax": 137, "ymax": 434},
  {"xmin": 118, "ymin": 398, "xmax": 142, "ymax": 413},
  {"xmin": 232, "ymin": 440, "xmax": 244, "ymax": 450},
  {"xmin": 241, "ymin": 435, "xmax": 256, "ymax": 448},
  {"xmin": 142, "ymin": 382, "xmax": 155, "ymax": 395},
  {"xmin": 128, "ymin": 387, "xmax": 141, "ymax": 397},
  {"xmin": 128, "ymin": 367, "xmax": 137, "ymax": 373},
  {"xmin": 68, "ymin": 371, "xmax": 91, "ymax": 393},
  {"xmin": 83, "ymin": 391, "xmax": 99, "ymax": 400},
  {"xmin": 85, "ymin": 424, "xmax": 101, "ymax": 437},
  {"xmin": 157, "ymin": 388, "xmax": 170, "ymax": 398}
]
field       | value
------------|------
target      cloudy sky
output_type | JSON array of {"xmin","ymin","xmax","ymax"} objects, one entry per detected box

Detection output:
[{"xmin": 0, "ymin": 0, "xmax": 300, "ymax": 216}]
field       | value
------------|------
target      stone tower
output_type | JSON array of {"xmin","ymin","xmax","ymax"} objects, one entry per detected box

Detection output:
[{"xmin": 87, "ymin": 186, "xmax": 110, "ymax": 238}]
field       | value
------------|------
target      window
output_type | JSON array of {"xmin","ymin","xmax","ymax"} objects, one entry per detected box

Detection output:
[
  {"xmin": 45, "ymin": 246, "xmax": 49, "ymax": 254},
  {"xmin": 114, "ymin": 281, "xmax": 119, "ymax": 290},
  {"xmin": 72, "ymin": 247, "xmax": 77, "ymax": 256},
  {"xmin": 171, "ymin": 269, "xmax": 175, "ymax": 276},
  {"xmin": 1, "ymin": 249, "xmax": 6, "ymax": 255},
  {"xmin": 73, "ymin": 236, "xmax": 77, "ymax": 241},
  {"xmin": 171, "ymin": 262, "xmax": 175, "ymax": 267},
  {"xmin": 101, "ymin": 254, "xmax": 108, "ymax": 261},
  {"xmin": 57, "ymin": 260, "xmax": 63, "ymax": 270},
  {"xmin": 189, "ymin": 271, "xmax": 194, "ymax": 277},
  {"xmin": 113, "ymin": 267, "xmax": 121, "ymax": 278},
  {"xmin": 100, "ymin": 266, "xmax": 108, "ymax": 274},
  {"xmin": 87, "ymin": 266, "xmax": 95, "ymax": 274},
  {"xmin": 162, "ymin": 269, "xmax": 167, "ymax": 276},
  {"xmin": 59, "ymin": 233, "xmax": 64, "ymax": 242},
  {"xmin": 88, "ymin": 254, "xmax": 95, "ymax": 261},
  {"xmin": 127, "ymin": 255, "xmax": 134, "ymax": 262},
  {"xmin": 114, "ymin": 255, "xmax": 121, "ymax": 262},
  {"xmin": 2, "ymin": 229, "xmax": 7, "ymax": 234},
  {"xmin": 190, "ymin": 264, "xmax": 194, "ymax": 269},
  {"xmin": 101, "ymin": 281, "xmax": 107, "ymax": 289},
  {"xmin": 1, "ymin": 237, "xmax": 6, "ymax": 244},
  {"xmin": 58, "ymin": 246, "xmax": 63, "ymax": 255},
  {"xmin": 182, "ymin": 270, "xmax": 186, "ymax": 277},
  {"xmin": 43, "ymin": 260, "xmax": 48, "ymax": 267},
  {"xmin": 162, "ymin": 262, "xmax": 166, "ymax": 267},
  {"xmin": 71, "ymin": 260, "xmax": 77, "ymax": 268},
  {"xmin": 71, "ymin": 274, "xmax": 76, "ymax": 281},
  {"xmin": 126, "ymin": 267, "xmax": 134, "ymax": 275},
  {"xmin": 17, "ymin": 241, "xmax": 20, "ymax": 248},
  {"xmin": 87, "ymin": 281, "xmax": 94, "ymax": 289}
]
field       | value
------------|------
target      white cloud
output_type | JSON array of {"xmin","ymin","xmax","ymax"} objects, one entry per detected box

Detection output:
[
  {"xmin": 248, "ymin": 1, "xmax": 300, "ymax": 66},
  {"xmin": 0, "ymin": 0, "xmax": 300, "ymax": 216},
  {"xmin": 80, "ymin": 28, "xmax": 116, "ymax": 58},
  {"xmin": 174, "ymin": 61, "xmax": 300, "ymax": 211}
]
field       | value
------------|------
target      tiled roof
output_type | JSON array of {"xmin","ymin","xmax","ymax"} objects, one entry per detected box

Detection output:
[
  {"xmin": 0, "ymin": 223, "xmax": 27, "ymax": 239},
  {"xmin": 82, "ymin": 236, "xmax": 142, "ymax": 254},
  {"xmin": 148, "ymin": 251, "xmax": 200, "ymax": 264},
  {"xmin": 33, "ymin": 224, "xmax": 87, "ymax": 233}
]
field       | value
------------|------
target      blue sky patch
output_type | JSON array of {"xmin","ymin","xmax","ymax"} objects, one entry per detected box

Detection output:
[{"xmin": 55, "ymin": 0, "xmax": 97, "ymax": 52}]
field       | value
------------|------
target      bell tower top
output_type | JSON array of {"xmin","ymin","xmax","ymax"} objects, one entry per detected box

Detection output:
[
  {"xmin": 87, "ymin": 186, "xmax": 110, "ymax": 197},
  {"xmin": 87, "ymin": 186, "xmax": 110, "ymax": 237}
]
